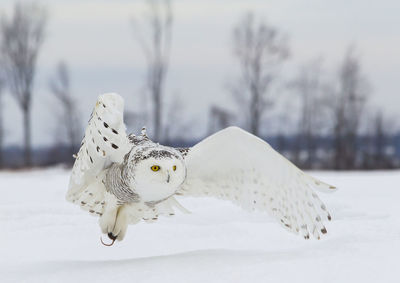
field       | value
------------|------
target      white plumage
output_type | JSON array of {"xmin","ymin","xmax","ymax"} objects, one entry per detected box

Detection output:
[
  {"xmin": 68, "ymin": 93, "xmax": 130, "ymax": 197},
  {"xmin": 67, "ymin": 93, "xmax": 336, "ymax": 245},
  {"xmin": 180, "ymin": 127, "xmax": 335, "ymax": 239}
]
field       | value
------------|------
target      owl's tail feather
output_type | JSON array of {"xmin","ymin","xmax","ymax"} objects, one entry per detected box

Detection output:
[
  {"xmin": 169, "ymin": 196, "xmax": 191, "ymax": 214},
  {"xmin": 128, "ymin": 196, "xmax": 191, "ymax": 224}
]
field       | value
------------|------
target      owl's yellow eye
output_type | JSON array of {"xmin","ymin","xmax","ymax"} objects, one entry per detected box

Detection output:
[
  {"xmin": 151, "ymin": 165, "xmax": 160, "ymax": 172},
  {"xmin": 173, "ymin": 165, "xmax": 177, "ymax": 171}
]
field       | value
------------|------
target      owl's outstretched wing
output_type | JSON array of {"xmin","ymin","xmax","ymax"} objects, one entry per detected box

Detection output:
[
  {"xmin": 179, "ymin": 127, "xmax": 337, "ymax": 240},
  {"xmin": 66, "ymin": 93, "xmax": 131, "ymax": 204}
]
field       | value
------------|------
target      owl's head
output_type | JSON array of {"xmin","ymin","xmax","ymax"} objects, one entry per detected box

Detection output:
[{"xmin": 127, "ymin": 145, "xmax": 186, "ymax": 202}]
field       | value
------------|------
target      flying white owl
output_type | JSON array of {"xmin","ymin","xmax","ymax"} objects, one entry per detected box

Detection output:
[{"xmin": 67, "ymin": 93, "xmax": 336, "ymax": 246}]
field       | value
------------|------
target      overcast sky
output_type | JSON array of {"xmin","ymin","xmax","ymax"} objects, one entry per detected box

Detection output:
[{"xmin": 1, "ymin": 0, "xmax": 399, "ymax": 146}]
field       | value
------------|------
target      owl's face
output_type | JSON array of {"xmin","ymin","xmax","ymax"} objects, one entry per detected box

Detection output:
[{"xmin": 129, "ymin": 147, "xmax": 186, "ymax": 202}]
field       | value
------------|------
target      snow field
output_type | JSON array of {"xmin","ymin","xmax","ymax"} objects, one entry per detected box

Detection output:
[{"xmin": 0, "ymin": 168, "xmax": 399, "ymax": 283}]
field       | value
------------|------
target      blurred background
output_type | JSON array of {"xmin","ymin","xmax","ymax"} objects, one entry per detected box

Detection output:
[{"xmin": 0, "ymin": 0, "xmax": 399, "ymax": 170}]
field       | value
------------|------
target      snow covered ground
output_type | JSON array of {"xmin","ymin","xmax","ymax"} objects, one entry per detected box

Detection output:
[{"xmin": 1, "ymin": 168, "xmax": 399, "ymax": 283}]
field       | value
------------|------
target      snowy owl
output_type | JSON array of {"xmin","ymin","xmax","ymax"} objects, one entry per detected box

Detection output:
[{"xmin": 67, "ymin": 93, "xmax": 336, "ymax": 246}]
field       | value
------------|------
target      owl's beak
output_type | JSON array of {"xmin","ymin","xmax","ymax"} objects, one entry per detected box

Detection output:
[{"xmin": 166, "ymin": 172, "xmax": 170, "ymax": 183}]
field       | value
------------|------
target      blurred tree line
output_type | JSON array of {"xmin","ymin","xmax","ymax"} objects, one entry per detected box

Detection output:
[{"xmin": 0, "ymin": 1, "xmax": 398, "ymax": 170}]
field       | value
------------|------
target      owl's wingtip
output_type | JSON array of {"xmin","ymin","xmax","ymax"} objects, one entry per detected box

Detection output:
[{"xmin": 309, "ymin": 176, "xmax": 338, "ymax": 193}]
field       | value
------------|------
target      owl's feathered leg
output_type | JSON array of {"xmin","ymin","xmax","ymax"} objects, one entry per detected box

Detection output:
[
  {"xmin": 99, "ymin": 192, "xmax": 132, "ymax": 245},
  {"xmin": 111, "ymin": 204, "xmax": 130, "ymax": 241},
  {"xmin": 99, "ymin": 192, "xmax": 120, "ymax": 243},
  {"xmin": 99, "ymin": 206, "xmax": 129, "ymax": 246}
]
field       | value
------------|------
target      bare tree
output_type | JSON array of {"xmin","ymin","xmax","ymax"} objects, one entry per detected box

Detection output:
[
  {"xmin": 0, "ymin": 73, "xmax": 4, "ymax": 168},
  {"xmin": 331, "ymin": 47, "xmax": 369, "ymax": 169},
  {"xmin": 372, "ymin": 111, "xmax": 386, "ymax": 167},
  {"xmin": 230, "ymin": 12, "xmax": 288, "ymax": 136},
  {"xmin": 363, "ymin": 111, "xmax": 395, "ymax": 169},
  {"xmin": 132, "ymin": 0, "xmax": 173, "ymax": 142},
  {"xmin": 49, "ymin": 61, "xmax": 81, "ymax": 161},
  {"xmin": 0, "ymin": 3, "xmax": 47, "ymax": 166},
  {"xmin": 207, "ymin": 105, "xmax": 233, "ymax": 135},
  {"xmin": 290, "ymin": 59, "xmax": 327, "ymax": 168},
  {"xmin": 163, "ymin": 94, "xmax": 193, "ymax": 145}
]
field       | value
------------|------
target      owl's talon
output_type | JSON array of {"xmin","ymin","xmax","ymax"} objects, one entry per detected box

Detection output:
[
  {"xmin": 100, "ymin": 233, "xmax": 117, "ymax": 246},
  {"xmin": 108, "ymin": 232, "xmax": 117, "ymax": 241}
]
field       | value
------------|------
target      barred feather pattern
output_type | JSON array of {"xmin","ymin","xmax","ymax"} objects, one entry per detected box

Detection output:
[
  {"xmin": 180, "ymin": 127, "xmax": 336, "ymax": 240},
  {"xmin": 67, "ymin": 93, "xmax": 131, "ymax": 202},
  {"xmin": 105, "ymin": 163, "xmax": 139, "ymax": 204},
  {"xmin": 66, "ymin": 93, "xmax": 336, "ymax": 242}
]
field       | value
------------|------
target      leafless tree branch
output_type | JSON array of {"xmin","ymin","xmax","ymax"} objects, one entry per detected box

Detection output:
[
  {"xmin": 49, "ymin": 61, "xmax": 81, "ymax": 162},
  {"xmin": 289, "ymin": 58, "xmax": 329, "ymax": 168},
  {"xmin": 230, "ymin": 12, "xmax": 288, "ymax": 136},
  {"xmin": 0, "ymin": 2, "xmax": 47, "ymax": 166},
  {"xmin": 331, "ymin": 46, "xmax": 370, "ymax": 169},
  {"xmin": 132, "ymin": 0, "xmax": 173, "ymax": 142},
  {"xmin": 208, "ymin": 105, "xmax": 234, "ymax": 135},
  {"xmin": 0, "ymin": 72, "xmax": 4, "ymax": 168}
]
